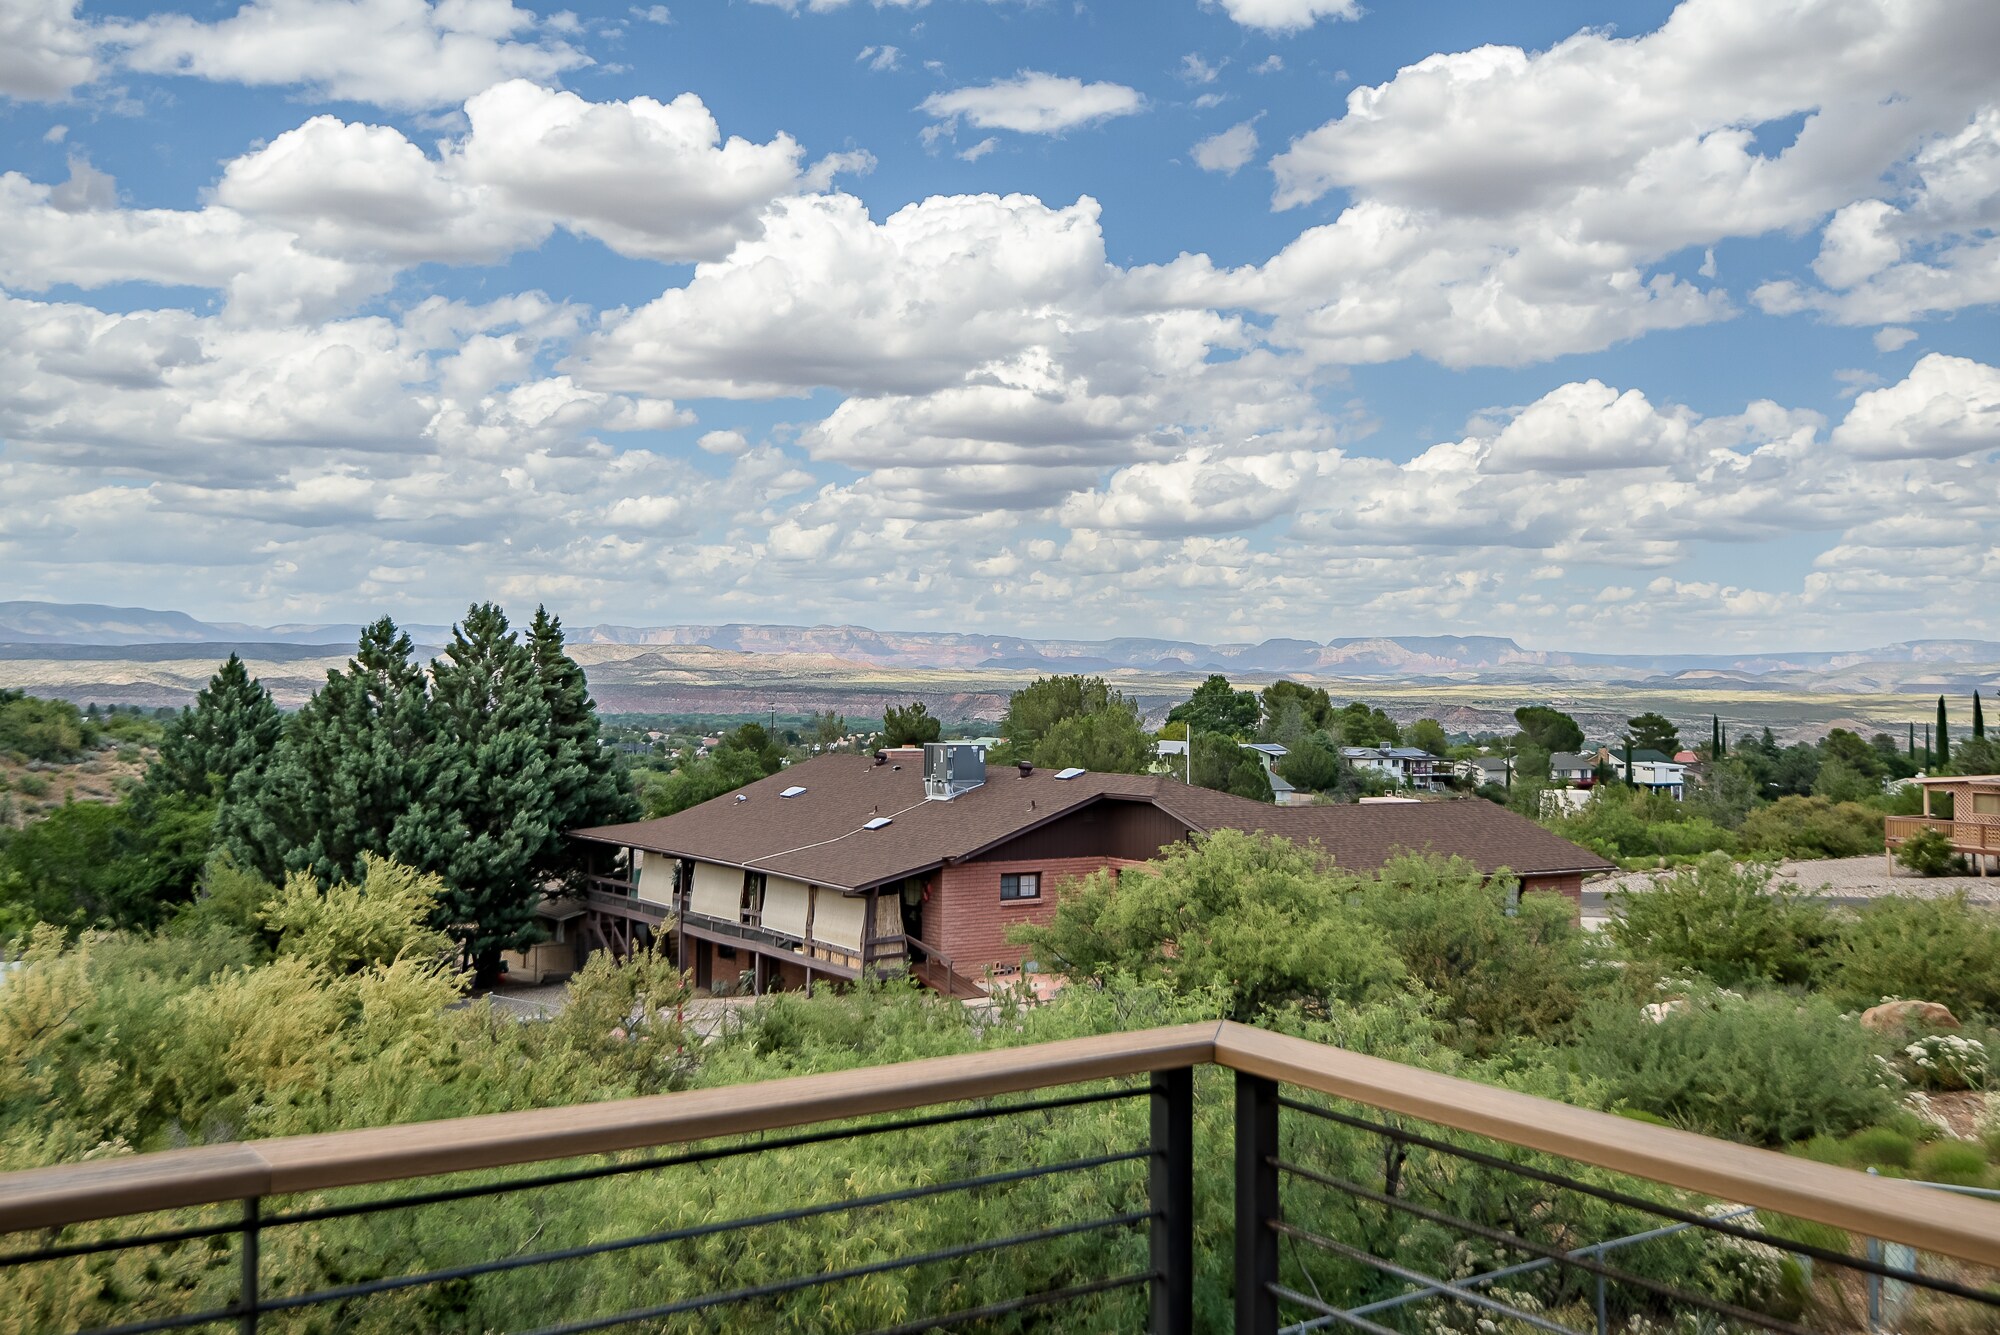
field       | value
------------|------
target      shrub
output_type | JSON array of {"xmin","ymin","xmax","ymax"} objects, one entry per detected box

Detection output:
[
  {"xmin": 1574, "ymin": 990, "xmax": 1896, "ymax": 1144},
  {"xmin": 1895, "ymin": 826, "xmax": 1966, "ymax": 877},
  {"xmin": 1354, "ymin": 855, "xmax": 1604, "ymax": 1051},
  {"xmin": 1845, "ymin": 1125, "xmax": 1917, "ymax": 1168},
  {"xmin": 14, "ymin": 774, "xmax": 49, "ymax": 799},
  {"xmin": 1899, "ymin": 1034, "xmax": 1988, "ymax": 1091},
  {"xmin": 1826, "ymin": 894, "xmax": 2000, "ymax": 1018},
  {"xmin": 1550, "ymin": 787, "xmax": 1734, "ymax": 862},
  {"xmin": 1914, "ymin": 1139, "xmax": 1989, "ymax": 1186},
  {"xmin": 1608, "ymin": 855, "xmax": 1833, "ymax": 987},
  {"xmin": 1737, "ymin": 796, "xmax": 1883, "ymax": 859}
]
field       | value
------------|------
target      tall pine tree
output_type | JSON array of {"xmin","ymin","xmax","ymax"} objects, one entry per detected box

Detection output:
[
  {"xmin": 390, "ymin": 604, "xmax": 554, "ymax": 978},
  {"xmin": 1976, "ymin": 691, "xmax": 1987, "ymax": 742},
  {"xmin": 1937, "ymin": 695, "xmax": 1951, "ymax": 768},
  {"xmin": 227, "ymin": 619, "xmax": 434, "ymax": 885},
  {"xmin": 528, "ymin": 604, "xmax": 638, "ymax": 847},
  {"xmin": 150, "ymin": 654, "xmax": 285, "ymax": 801}
]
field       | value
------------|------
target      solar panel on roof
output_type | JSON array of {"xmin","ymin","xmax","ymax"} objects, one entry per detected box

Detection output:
[
  {"xmin": 1054, "ymin": 767, "xmax": 1086, "ymax": 780},
  {"xmin": 780, "ymin": 786, "xmax": 806, "ymax": 798}
]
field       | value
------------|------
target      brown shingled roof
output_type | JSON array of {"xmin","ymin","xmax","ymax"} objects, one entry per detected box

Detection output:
[{"xmin": 571, "ymin": 752, "xmax": 1611, "ymax": 889}]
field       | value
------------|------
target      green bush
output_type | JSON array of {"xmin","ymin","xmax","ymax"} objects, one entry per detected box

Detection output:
[
  {"xmin": 1608, "ymin": 855, "xmax": 1832, "ymax": 987},
  {"xmin": 1826, "ymin": 894, "xmax": 2000, "ymax": 1018},
  {"xmin": 14, "ymin": 774, "xmax": 49, "ymax": 799},
  {"xmin": 0, "ymin": 695, "xmax": 88, "ymax": 762},
  {"xmin": 1914, "ymin": 1139, "xmax": 1989, "ymax": 1185},
  {"xmin": 1549, "ymin": 787, "xmax": 1734, "ymax": 862},
  {"xmin": 1737, "ymin": 796, "xmax": 1883, "ymax": 859},
  {"xmin": 1355, "ymin": 855, "xmax": 1605, "ymax": 1052},
  {"xmin": 1895, "ymin": 826, "xmax": 1966, "ymax": 877},
  {"xmin": 1845, "ymin": 1125, "xmax": 1917, "ymax": 1168},
  {"xmin": 1574, "ymin": 991, "xmax": 1896, "ymax": 1145}
]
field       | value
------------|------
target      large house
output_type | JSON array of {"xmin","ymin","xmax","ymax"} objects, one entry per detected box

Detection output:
[
  {"xmin": 567, "ymin": 743, "xmax": 1611, "ymax": 996},
  {"xmin": 1610, "ymin": 750, "xmax": 1688, "ymax": 799},
  {"xmin": 1340, "ymin": 746, "xmax": 1444, "ymax": 791}
]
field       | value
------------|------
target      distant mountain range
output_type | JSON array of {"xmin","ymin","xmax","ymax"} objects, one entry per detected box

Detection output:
[{"xmin": 5, "ymin": 601, "xmax": 1999, "ymax": 687}]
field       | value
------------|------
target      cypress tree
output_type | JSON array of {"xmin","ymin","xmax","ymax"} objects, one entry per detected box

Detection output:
[
  {"xmin": 151, "ymin": 653, "xmax": 283, "ymax": 801},
  {"xmin": 1976, "ymin": 691, "xmax": 1987, "ymax": 741},
  {"xmin": 228, "ymin": 619, "xmax": 434, "ymax": 885},
  {"xmin": 1937, "ymin": 695, "xmax": 1950, "ymax": 768},
  {"xmin": 1711, "ymin": 714, "xmax": 1721, "ymax": 758}
]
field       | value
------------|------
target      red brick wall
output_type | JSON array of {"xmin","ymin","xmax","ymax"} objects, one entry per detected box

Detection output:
[
  {"xmin": 931, "ymin": 856, "xmax": 1139, "ymax": 975},
  {"xmin": 1520, "ymin": 872, "xmax": 1584, "ymax": 906}
]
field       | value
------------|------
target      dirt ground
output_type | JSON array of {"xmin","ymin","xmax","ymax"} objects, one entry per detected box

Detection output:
[
  {"xmin": 1590, "ymin": 855, "xmax": 2000, "ymax": 905},
  {"xmin": 1, "ymin": 746, "xmax": 151, "ymax": 829}
]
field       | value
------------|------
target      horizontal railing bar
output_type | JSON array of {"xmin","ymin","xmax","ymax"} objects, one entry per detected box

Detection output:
[
  {"xmin": 1276, "ymin": 1156, "xmax": 1816, "ymax": 1335},
  {"xmin": 1221, "ymin": 1020, "xmax": 2000, "ymax": 1269},
  {"xmin": 862, "ymin": 1271, "xmax": 1153, "ymax": 1335},
  {"xmin": 1324, "ymin": 1206, "xmax": 1758, "ymax": 1328},
  {"xmin": 1270, "ymin": 1283, "xmax": 1403, "ymax": 1335},
  {"xmin": 1272, "ymin": 1220, "xmax": 1587, "ymax": 1335},
  {"xmin": 1276, "ymin": 1100, "xmax": 2000, "ymax": 1303},
  {"xmin": 517, "ymin": 1209, "xmax": 1153, "ymax": 1335},
  {"xmin": 0, "ymin": 1086, "xmax": 1148, "ymax": 1267},
  {"xmin": 0, "ymin": 1021, "xmax": 1221, "ymax": 1232},
  {"xmin": 252, "ymin": 1150, "xmax": 1149, "ymax": 1317}
]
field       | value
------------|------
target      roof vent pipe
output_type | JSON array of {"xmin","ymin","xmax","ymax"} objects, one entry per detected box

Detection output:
[
  {"xmin": 874, "ymin": 751, "xmax": 887, "ymax": 766},
  {"xmin": 1017, "ymin": 761, "xmax": 1033, "ymax": 777}
]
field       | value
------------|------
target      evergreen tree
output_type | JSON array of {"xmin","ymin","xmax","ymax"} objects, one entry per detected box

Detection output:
[
  {"xmin": 1909, "ymin": 722, "xmax": 1916, "ymax": 760},
  {"xmin": 882, "ymin": 701, "xmax": 943, "ymax": 746},
  {"xmin": 227, "ymin": 618, "xmax": 434, "ymax": 886},
  {"xmin": 1168, "ymin": 674, "xmax": 1261, "ymax": 738},
  {"xmin": 1976, "ymin": 691, "xmax": 1987, "ymax": 742},
  {"xmin": 394, "ymin": 604, "xmax": 565, "ymax": 981},
  {"xmin": 150, "ymin": 653, "xmax": 284, "ymax": 801},
  {"xmin": 1936, "ymin": 695, "xmax": 1950, "ymax": 768},
  {"xmin": 1710, "ymin": 715, "xmax": 1721, "ymax": 758},
  {"xmin": 528, "ymin": 605, "xmax": 638, "ymax": 841}
]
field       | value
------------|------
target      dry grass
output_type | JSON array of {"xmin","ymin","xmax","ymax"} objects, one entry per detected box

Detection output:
[{"xmin": 0, "ymin": 746, "xmax": 150, "ymax": 829}]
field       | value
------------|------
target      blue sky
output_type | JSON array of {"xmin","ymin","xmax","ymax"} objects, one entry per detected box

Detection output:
[{"xmin": 2, "ymin": 0, "xmax": 1997, "ymax": 650}]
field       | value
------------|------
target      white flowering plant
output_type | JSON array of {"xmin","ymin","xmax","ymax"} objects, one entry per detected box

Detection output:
[{"xmin": 1900, "ymin": 1034, "xmax": 1989, "ymax": 1092}]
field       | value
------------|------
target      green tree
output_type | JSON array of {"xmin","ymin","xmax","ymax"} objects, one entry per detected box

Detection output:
[
  {"xmin": 644, "ymin": 745, "xmax": 769, "ymax": 817},
  {"xmin": 1258, "ymin": 681, "xmax": 1333, "ymax": 739},
  {"xmin": 1976, "ymin": 691, "xmax": 1987, "ymax": 741},
  {"xmin": 1189, "ymin": 732, "xmax": 1274, "ymax": 801},
  {"xmin": 393, "ymin": 603, "xmax": 568, "ymax": 980},
  {"xmin": 1031, "ymin": 704, "xmax": 1149, "ymax": 773},
  {"xmin": 1812, "ymin": 756, "xmax": 1880, "ymax": 803},
  {"xmin": 721, "ymin": 722, "xmax": 785, "ymax": 774},
  {"xmin": 0, "ymin": 793, "xmax": 214, "ymax": 931},
  {"xmin": 1950, "ymin": 735, "xmax": 2000, "ymax": 777},
  {"xmin": 1936, "ymin": 695, "xmax": 1950, "ymax": 767},
  {"xmin": 527, "ymin": 606, "xmax": 639, "ymax": 842},
  {"xmin": 1167, "ymin": 674, "xmax": 1260, "ymax": 738},
  {"xmin": 1624, "ymin": 712, "xmax": 1681, "ymax": 755},
  {"xmin": 811, "ymin": 710, "xmax": 847, "ymax": 748},
  {"xmin": 149, "ymin": 654, "xmax": 284, "ymax": 802},
  {"xmin": 0, "ymin": 694, "xmax": 88, "ymax": 762},
  {"xmin": 882, "ymin": 701, "xmax": 942, "ymax": 747},
  {"xmin": 1607, "ymin": 855, "xmax": 1832, "ymax": 988},
  {"xmin": 998, "ymin": 675, "xmax": 1126, "ymax": 757},
  {"xmin": 1274, "ymin": 733, "xmax": 1344, "ymax": 793},
  {"xmin": 226, "ymin": 618, "xmax": 435, "ymax": 886},
  {"xmin": 1514, "ymin": 705, "xmax": 1584, "ymax": 756},
  {"xmin": 1333, "ymin": 700, "xmax": 1399, "ymax": 748},
  {"xmin": 1408, "ymin": 718, "xmax": 1449, "ymax": 756},
  {"xmin": 1007, "ymin": 830, "xmax": 1407, "ymax": 1020}
]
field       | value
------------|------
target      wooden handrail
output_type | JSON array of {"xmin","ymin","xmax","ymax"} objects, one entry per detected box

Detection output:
[
  {"xmin": 0, "ymin": 1022, "xmax": 1222, "ymax": 1235},
  {"xmin": 1212, "ymin": 1022, "xmax": 2000, "ymax": 1270},
  {"xmin": 3, "ymin": 1018, "xmax": 1998, "ymax": 1272}
]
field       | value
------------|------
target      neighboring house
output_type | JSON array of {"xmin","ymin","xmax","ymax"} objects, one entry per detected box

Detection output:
[
  {"xmin": 1610, "ymin": 749, "xmax": 1687, "ymax": 798},
  {"xmin": 570, "ymin": 743, "xmax": 1609, "ymax": 995},
  {"xmin": 1454, "ymin": 757, "xmax": 1513, "ymax": 787},
  {"xmin": 1548, "ymin": 752, "xmax": 1597, "ymax": 787},
  {"xmin": 1341, "ymin": 746, "xmax": 1444, "ymax": 791},
  {"xmin": 1886, "ymin": 774, "xmax": 2000, "ymax": 874}
]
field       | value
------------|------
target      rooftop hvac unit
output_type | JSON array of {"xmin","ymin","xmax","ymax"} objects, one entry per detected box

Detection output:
[{"xmin": 923, "ymin": 742, "xmax": 987, "ymax": 800}]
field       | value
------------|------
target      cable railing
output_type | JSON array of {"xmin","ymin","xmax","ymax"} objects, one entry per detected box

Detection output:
[{"xmin": 2, "ymin": 1021, "xmax": 1997, "ymax": 1333}]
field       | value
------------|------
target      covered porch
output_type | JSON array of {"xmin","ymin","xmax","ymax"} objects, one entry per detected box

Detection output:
[{"xmin": 1886, "ymin": 774, "xmax": 2000, "ymax": 874}]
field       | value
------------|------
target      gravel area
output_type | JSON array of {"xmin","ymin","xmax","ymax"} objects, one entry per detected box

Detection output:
[{"xmin": 1588, "ymin": 855, "xmax": 2000, "ymax": 904}]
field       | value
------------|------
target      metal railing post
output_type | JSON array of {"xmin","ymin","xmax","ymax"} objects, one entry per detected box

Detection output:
[
  {"xmin": 1236, "ymin": 1070, "xmax": 1281, "ymax": 1334},
  {"xmin": 238, "ymin": 1196, "xmax": 261, "ymax": 1335},
  {"xmin": 1150, "ymin": 1067, "xmax": 1194, "ymax": 1335}
]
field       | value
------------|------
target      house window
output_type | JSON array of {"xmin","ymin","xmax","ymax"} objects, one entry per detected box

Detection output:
[
  {"xmin": 741, "ymin": 872, "xmax": 766, "ymax": 926},
  {"xmin": 1000, "ymin": 872, "xmax": 1041, "ymax": 902},
  {"xmin": 1975, "ymin": 793, "xmax": 2000, "ymax": 816}
]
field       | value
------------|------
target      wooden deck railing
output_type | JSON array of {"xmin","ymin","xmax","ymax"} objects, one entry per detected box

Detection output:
[
  {"xmin": 1885, "ymin": 815, "xmax": 2000, "ymax": 852},
  {"xmin": 3, "ymin": 1021, "xmax": 1998, "ymax": 1332}
]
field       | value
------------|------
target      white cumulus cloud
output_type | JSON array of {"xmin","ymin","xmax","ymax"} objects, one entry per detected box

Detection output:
[{"xmin": 921, "ymin": 71, "xmax": 1144, "ymax": 136}]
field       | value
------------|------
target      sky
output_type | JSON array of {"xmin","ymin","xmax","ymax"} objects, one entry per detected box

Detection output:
[{"xmin": 1, "ymin": 0, "xmax": 1997, "ymax": 652}]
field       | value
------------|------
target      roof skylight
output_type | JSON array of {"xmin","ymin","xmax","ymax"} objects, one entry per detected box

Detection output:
[
  {"xmin": 780, "ymin": 786, "xmax": 807, "ymax": 798},
  {"xmin": 1054, "ymin": 767, "xmax": 1086, "ymax": 780},
  {"xmin": 863, "ymin": 816, "xmax": 893, "ymax": 830}
]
